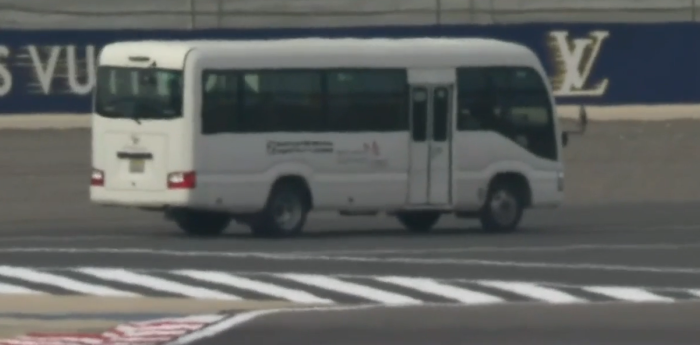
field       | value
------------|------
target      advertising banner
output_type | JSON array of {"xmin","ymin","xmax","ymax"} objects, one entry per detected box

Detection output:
[{"xmin": 0, "ymin": 23, "xmax": 694, "ymax": 113}]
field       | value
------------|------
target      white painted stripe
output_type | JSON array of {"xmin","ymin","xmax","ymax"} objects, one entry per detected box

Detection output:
[
  {"xmin": 76, "ymin": 268, "xmax": 239, "ymax": 300},
  {"xmin": 169, "ymin": 309, "xmax": 277, "ymax": 345},
  {"xmin": 583, "ymin": 287, "xmax": 675, "ymax": 302},
  {"xmin": 279, "ymin": 274, "xmax": 422, "ymax": 305},
  {"xmin": 0, "ymin": 266, "xmax": 138, "ymax": 297},
  {"xmin": 0, "ymin": 281, "xmax": 42, "ymax": 294},
  {"xmin": 477, "ymin": 281, "xmax": 586, "ymax": 303},
  {"xmin": 175, "ymin": 270, "xmax": 333, "ymax": 304},
  {"xmin": 376, "ymin": 276, "xmax": 504, "ymax": 304},
  {"xmin": 155, "ymin": 314, "xmax": 225, "ymax": 323},
  {"xmin": 3, "ymin": 338, "xmax": 102, "ymax": 345}
]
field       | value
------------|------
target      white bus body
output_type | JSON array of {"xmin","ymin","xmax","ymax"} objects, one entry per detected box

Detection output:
[{"xmin": 90, "ymin": 38, "xmax": 581, "ymax": 237}]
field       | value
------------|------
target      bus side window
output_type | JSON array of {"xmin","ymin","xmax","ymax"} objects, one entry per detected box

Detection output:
[
  {"xmin": 201, "ymin": 71, "xmax": 239, "ymax": 135},
  {"xmin": 457, "ymin": 66, "xmax": 557, "ymax": 161},
  {"xmin": 507, "ymin": 68, "xmax": 552, "ymax": 127},
  {"xmin": 244, "ymin": 70, "xmax": 324, "ymax": 132},
  {"xmin": 326, "ymin": 70, "xmax": 407, "ymax": 132},
  {"xmin": 456, "ymin": 67, "xmax": 493, "ymax": 131},
  {"xmin": 504, "ymin": 67, "xmax": 557, "ymax": 160}
]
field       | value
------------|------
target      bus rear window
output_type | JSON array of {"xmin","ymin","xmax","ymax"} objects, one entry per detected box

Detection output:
[{"xmin": 94, "ymin": 66, "xmax": 184, "ymax": 121}]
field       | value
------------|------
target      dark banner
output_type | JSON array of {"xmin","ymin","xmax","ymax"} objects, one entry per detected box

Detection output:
[{"xmin": 0, "ymin": 23, "xmax": 695, "ymax": 113}]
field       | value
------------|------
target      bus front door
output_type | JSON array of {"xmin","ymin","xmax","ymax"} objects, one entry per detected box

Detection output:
[{"xmin": 407, "ymin": 85, "xmax": 453, "ymax": 205}]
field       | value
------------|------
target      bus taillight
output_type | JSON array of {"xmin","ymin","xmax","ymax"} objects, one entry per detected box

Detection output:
[
  {"xmin": 91, "ymin": 168, "xmax": 105, "ymax": 186},
  {"xmin": 168, "ymin": 171, "xmax": 196, "ymax": 189}
]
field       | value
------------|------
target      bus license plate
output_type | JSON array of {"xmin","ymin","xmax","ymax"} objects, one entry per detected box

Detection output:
[{"xmin": 129, "ymin": 159, "xmax": 145, "ymax": 173}]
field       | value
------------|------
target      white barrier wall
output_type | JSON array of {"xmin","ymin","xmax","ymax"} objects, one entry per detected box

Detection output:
[{"xmin": 0, "ymin": 0, "xmax": 698, "ymax": 29}]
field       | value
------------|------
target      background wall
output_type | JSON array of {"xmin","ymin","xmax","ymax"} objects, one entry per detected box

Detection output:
[
  {"xmin": 0, "ymin": 22, "xmax": 695, "ymax": 113},
  {"xmin": 1, "ymin": 0, "xmax": 696, "ymax": 113}
]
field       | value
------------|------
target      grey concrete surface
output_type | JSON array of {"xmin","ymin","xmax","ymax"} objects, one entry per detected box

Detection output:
[
  {"xmin": 206, "ymin": 303, "xmax": 700, "ymax": 345},
  {"xmin": 0, "ymin": 0, "xmax": 696, "ymax": 30},
  {"xmin": 3, "ymin": 206, "xmax": 700, "ymax": 289},
  {"xmin": 562, "ymin": 119, "xmax": 700, "ymax": 203}
]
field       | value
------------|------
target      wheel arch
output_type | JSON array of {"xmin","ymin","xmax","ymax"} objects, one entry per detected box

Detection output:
[
  {"xmin": 270, "ymin": 174, "xmax": 314, "ymax": 210},
  {"xmin": 487, "ymin": 171, "xmax": 532, "ymax": 208}
]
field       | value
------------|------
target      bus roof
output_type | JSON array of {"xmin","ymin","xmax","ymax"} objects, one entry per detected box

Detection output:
[{"xmin": 99, "ymin": 38, "xmax": 542, "ymax": 70}]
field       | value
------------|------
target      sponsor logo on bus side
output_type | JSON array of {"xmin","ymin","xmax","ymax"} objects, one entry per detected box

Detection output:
[
  {"xmin": 266, "ymin": 140, "xmax": 334, "ymax": 155},
  {"xmin": 337, "ymin": 140, "xmax": 387, "ymax": 168}
]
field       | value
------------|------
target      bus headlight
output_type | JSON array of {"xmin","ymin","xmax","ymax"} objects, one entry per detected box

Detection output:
[{"xmin": 557, "ymin": 171, "xmax": 564, "ymax": 192}]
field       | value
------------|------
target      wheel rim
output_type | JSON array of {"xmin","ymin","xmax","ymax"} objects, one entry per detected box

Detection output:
[
  {"xmin": 271, "ymin": 192, "xmax": 303, "ymax": 232},
  {"xmin": 489, "ymin": 189, "xmax": 518, "ymax": 226}
]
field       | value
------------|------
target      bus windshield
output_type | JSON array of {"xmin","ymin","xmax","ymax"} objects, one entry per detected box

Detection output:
[{"xmin": 94, "ymin": 66, "xmax": 183, "ymax": 121}]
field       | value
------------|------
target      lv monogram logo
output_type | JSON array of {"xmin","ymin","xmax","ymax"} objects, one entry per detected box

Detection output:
[{"xmin": 548, "ymin": 30, "xmax": 610, "ymax": 97}]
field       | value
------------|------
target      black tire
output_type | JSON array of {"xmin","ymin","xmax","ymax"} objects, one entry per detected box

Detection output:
[
  {"xmin": 396, "ymin": 211, "xmax": 441, "ymax": 233},
  {"xmin": 249, "ymin": 182, "xmax": 309, "ymax": 238},
  {"xmin": 479, "ymin": 181, "xmax": 524, "ymax": 233},
  {"xmin": 172, "ymin": 210, "xmax": 231, "ymax": 237}
]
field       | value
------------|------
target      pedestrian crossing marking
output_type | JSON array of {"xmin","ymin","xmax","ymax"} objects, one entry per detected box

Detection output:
[{"xmin": 0, "ymin": 266, "xmax": 695, "ymax": 306}]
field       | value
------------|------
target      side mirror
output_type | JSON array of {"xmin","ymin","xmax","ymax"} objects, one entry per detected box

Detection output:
[
  {"xmin": 578, "ymin": 105, "xmax": 588, "ymax": 133},
  {"xmin": 562, "ymin": 105, "xmax": 588, "ymax": 147}
]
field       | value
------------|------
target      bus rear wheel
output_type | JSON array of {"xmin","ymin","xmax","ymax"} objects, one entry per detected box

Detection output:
[
  {"xmin": 396, "ymin": 211, "xmax": 441, "ymax": 232},
  {"xmin": 172, "ymin": 209, "xmax": 231, "ymax": 237},
  {"xmin": 249, "ymin": 182, "xmax": 309, "ymax": 238}
]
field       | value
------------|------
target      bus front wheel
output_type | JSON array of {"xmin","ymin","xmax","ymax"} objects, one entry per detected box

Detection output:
[{"xmin": 479, "ymin": 181, "xmax": 525, "ymax": 233}]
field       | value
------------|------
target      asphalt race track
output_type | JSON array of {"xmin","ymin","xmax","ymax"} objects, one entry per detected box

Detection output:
[
  {"xmin": 1, "ymin": 123, "xmax": 700, "ymax": 344},
  {"xmin": 208, "ymin": 303, "xmax": 700, "ymax": 345}
]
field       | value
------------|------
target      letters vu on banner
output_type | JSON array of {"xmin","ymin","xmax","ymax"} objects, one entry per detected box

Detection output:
[{"xmin": 0, "ymin": 45, "xmax": 95, "ymax": 97}]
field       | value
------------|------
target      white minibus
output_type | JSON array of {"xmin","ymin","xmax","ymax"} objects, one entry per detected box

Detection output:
[{"xmin": 90, "ymin": 38, "xmax": 586, "ymax": 238}]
